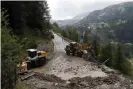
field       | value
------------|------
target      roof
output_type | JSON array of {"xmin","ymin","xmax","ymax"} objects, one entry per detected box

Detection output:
[
  {"xmin": 37, "ymin": 51, "xmax": 47, "ymax": 53},
  {"xmin": 70, "ymin": 42, "xmax": 77, "ymax": 44},
  {"xmin": 27, "ymin": 49, "xmax": 37, "ymax": 52}
]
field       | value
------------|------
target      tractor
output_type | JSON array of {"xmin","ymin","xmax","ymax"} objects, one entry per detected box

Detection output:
[{"xmin": 65, "ymin": 42, "xmax": 89, "ymax": 57}]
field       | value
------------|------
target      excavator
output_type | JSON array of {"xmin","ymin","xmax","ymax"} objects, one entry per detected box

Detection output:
[
  {"xmin": 65, "ymin": 42, "xmax": 89, "ymax": 58},
  {"xmin": 65, "ymin": 34, "xmax": 93, "ymax": 60},
  {"xmin": 18, "ymin": 49, "xmax": 49, "ymax": 74},
  {"xmin": 18, "ymin": 32, "xmax": 54, "ymax": 74}
]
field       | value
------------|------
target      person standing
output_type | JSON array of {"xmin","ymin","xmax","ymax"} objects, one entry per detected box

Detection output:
[
  {"xmin": 62, "ymin": 35, "xmax": 64, "ymax": 42},
  {"xmin": 80, "ymin": 36, "xmax": 84, "ymax": 44}
]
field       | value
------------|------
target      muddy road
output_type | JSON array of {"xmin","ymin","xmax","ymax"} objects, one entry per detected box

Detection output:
[
  {"xmin": 23, "ymin": 33, "xmax": 133, "ymax": 89},
  {"xmin": 34, "ymin": 33, "xmax": 107, "ymax": 80}
]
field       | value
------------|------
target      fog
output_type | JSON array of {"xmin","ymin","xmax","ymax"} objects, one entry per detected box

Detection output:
[{"xmin": 47, "ymin": 0, "xmax": 133, "ymax": 20}]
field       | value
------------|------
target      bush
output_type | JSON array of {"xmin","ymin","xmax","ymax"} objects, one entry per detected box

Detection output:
[
  {"xmin": 1, "ymin": 9, "xmax": 21, "ymax": 89},
  {"xmin": 98, "ymin": 42, "xmax": 133, "ymax": 77},
  {"xmin": 121, "ymin": 60, "xmax": 133, "ymax": 76},
  {"xmin": 20, "ymin": 37, "xmax": 37, "ymax": 49},
  {"xmin": 1, "ymin": 28, "xmax": 21, "ymax": 89}
]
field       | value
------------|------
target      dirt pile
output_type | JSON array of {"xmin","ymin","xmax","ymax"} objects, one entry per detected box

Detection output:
[
  {"xmin": 34, "ymin": 72, "xmax": 65, "ymax": 83},
  {"xmin": 66, "ymin": 74, "xmax": 120, "ymax": 88},
  {"xmin": 37, "ymin": 41, "xmax": 54, "ymax": 52},
  {"xmin": 37, "ymin": 40, "xmax": 55, "ymax": 60}
]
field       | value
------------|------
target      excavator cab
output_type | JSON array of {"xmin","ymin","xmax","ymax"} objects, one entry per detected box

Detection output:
[
  {"xmin": 70, "ymin": 42, "xmax": 78, "ymax": 49},
  {"xmin": 65, "ymin": 42, "xmax": 79, "ymax": 56},
  {"xmin": 18, "ymin": 49, "xmax": 48, "ymax": 74},
  {"xmin": 27, "ymin": 49, "xmax": 47, "ymax": 60},
  {"xmin": 26, "ymin": 49, "xmax": 48, "ymax": 69},
  {"xmin": 27, "ymin": 49, "xmax": 37, "ymax": 58},
  {"xmin": 65, "ymin": 42, "xmax": 89, "ymax": 57}
]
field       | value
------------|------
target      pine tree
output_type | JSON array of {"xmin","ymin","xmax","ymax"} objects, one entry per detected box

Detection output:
[
  {"xmin": 106, "ymin": 42, "xmax": 113, "ymax": 67},
  {"xmin": 1, "ymin": 1, "xmax": 51, "ymax": 36},
  {"xmin": 84, "ymin": 31, "xmax": 89, "ymax": 43},
  {"xmin": 92, "ymin": 40, "xmax": 98, "ymax": 57},
  {"xmin": 99, "ymin": 42, "xmax": 114, "ymax": 66},
  {"xmin": 115, "ymin": 43, "xmax": 124, "ymax": 71},
  {"xmin": 75, "ymin": 31, "xmax": 80, "ymax": 42},
  {"xmin": 1, "ymin": 9, "xmax": 21, "ymax": 89}
]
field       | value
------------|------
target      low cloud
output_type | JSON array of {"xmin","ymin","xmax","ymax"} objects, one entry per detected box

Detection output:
[{"xmin": 47, "ymin": 0, "xmax": 133, "ymax": 20}]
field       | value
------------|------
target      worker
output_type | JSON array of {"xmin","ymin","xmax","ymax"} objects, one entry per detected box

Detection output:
[
  {"xmin": 62, "ymin": 35, "xmax": 64, "ymax": 41},
  {"xmin": 80, "ymin": 36, "xmax": 84, "ymax": 44}
]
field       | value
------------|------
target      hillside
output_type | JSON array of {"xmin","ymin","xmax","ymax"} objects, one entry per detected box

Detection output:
[
  {"xmin": 55, "ymin": 12, "xmax": 89, "ymax": 27},
  {"xmin": 73, "ymin": 2, "xmax": 133, "ymax": 42},
  {"xmin": 56, "ymin": 19, "xmax": 79, "ymax": 27}
]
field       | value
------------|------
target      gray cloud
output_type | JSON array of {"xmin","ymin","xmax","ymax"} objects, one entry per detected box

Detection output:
[{"xmin": 47, "ymin": 0, "xmax": 133, "ymax": 20}]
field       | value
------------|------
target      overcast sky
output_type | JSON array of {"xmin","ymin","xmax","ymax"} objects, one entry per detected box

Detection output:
[{"xmin": 47, "ymin": 0, "xmax": 133, "ymax": 20}]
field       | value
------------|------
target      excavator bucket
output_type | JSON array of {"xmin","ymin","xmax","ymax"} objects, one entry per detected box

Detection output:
[{"xmin": 18, "ymin": 61, "xmax": 28, "ymax": 74}]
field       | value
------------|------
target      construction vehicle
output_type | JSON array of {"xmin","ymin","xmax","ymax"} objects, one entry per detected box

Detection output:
[
  {"xmin": 18, "ymin": 49, "xmax": 48, "ymax": 74},
  {"xmin": 17, "ymin": 59, "xmax": 28, "ymax": 74},
  {"xmin": 51, "ymin": 34, "xmax": 54, "ymax": 39},
  {"xmin": 65, "ymin": 42, "xmax": 78, "ymax": 56},
  {"xmin": 27, "ymin": 49, "xmax": 48, "ymax": 69},
  {"xmin": 65, "ymin": 42, "xmax": 89, "ymax": 57}
]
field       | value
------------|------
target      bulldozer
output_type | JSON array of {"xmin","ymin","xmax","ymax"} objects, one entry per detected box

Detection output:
[
  {"xmin": 65, "ymin": 42, "xmax": 89, "ymax": 57},
  {"xmin": 18, "ymin": 49, "xmax": 48, "ymax": 74}
]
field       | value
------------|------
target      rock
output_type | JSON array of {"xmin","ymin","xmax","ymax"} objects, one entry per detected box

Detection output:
[{"xmin": 55, "ymin": 83, "xmax": 58, "ymax": 86}]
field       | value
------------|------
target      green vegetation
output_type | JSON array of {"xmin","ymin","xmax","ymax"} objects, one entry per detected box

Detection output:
[
  {"xmin": 15, "ymin": 83, "xmax": 30, "ymax": 89},
  {"xmin": 97, "ymin": 41, "xmax": 133, "ymax": 77},
  {"xmin": 64, "ymin": 26, "xmax": 79, "ymax": 42},
  {"xmin": 2, "ymin": 9, "xmax": 21, "ymax": 89},
  {"xmin": 1, "ymin": 28, "xmax": 21, "ymax": 89},
  {"xmin": 53, "ymin": 23, "xmax": 80, "ymax": 42},
  {"xmin": 1, "ymin": 1, "xmax": 51, "ymax": 89},
  {"xmin": 1, "ymin": 1, "xmax": 51, "ymax": 37},
  {"xmin": 52, "ymin": 22, "xmax": 63, "ymax": 35}
]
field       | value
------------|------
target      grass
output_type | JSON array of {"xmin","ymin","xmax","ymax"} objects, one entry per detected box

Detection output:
[
  {"xmin": 15, "ymin": 82, "xmax": 31, "ymax": 89},
  {"xmin": 129, "ymin": 58, "xmax": 133, "ymax": 64},
  {"xmin": 128, "ymin": 59, "xmax": 133, "ymax": 76},
  {"xmin": 56, "ymin": 33, "xmax": 62, "ymax": 36}
]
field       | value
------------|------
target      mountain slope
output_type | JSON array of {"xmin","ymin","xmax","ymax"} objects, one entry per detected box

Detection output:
[
  {"xmin": 56, "ymin": 19, "xmax": 79, "ymax": 27},
  {"xmin": 56, "ymin": 12, "xmax": 89, "ymax": 27},
  {"xmin": 75, "ymin": 2, "xmax": 133, "ymax": 26},
  {"xmin": 73, "ymin": 1, "xmax": 133, "ymax": 43}
]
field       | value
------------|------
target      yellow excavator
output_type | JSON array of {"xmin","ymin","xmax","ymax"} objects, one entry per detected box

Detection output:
[
  {"xmin": 18, "ymin": 49, "xmax": 49, "ymax": 74},
  {"xmin": 65, "ymin": 34, "xmax": 91, "ymax": 59},
  {"xmin": 65, "ymin": 42, "xmax": 89, "ymax": 57}
]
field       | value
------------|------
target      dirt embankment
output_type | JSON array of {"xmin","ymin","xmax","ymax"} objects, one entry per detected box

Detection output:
[
  {"xmin": 37, "ymin": 40, "xmax": 55, "ymax": 59},
  {"xmin": 37, "ymin": 40, "xmax": 54, "ymax": 52}
]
